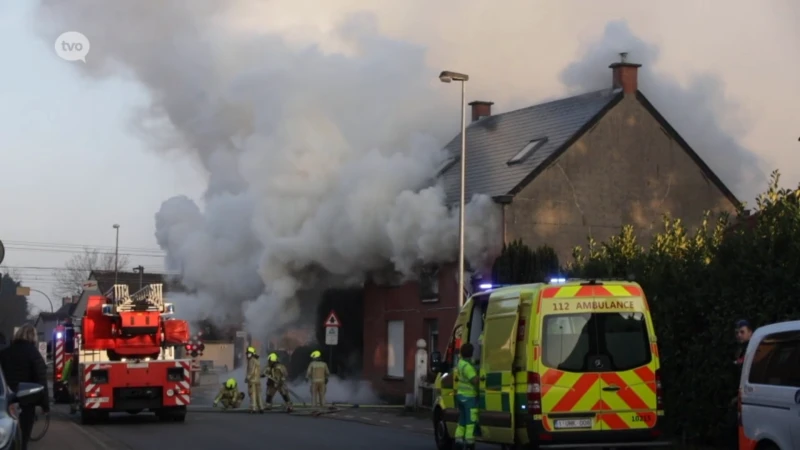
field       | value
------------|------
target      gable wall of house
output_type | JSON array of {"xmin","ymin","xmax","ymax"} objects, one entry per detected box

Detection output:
[{"xmin": 506, "ymin": 94, "xmax": 738, "ymax": 264}]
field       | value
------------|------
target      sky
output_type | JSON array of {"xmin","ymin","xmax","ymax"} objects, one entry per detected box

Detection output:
[{"xmin": 1, "ymin": 0, "xmax": 798, "ymax": 317}]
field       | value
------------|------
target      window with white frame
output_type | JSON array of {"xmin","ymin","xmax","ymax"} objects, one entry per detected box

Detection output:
[{"xmin": 387, "ymin": 320, "xmax": 405, "ymax": 378}]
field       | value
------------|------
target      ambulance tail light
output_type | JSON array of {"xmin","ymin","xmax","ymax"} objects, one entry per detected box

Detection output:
[
  {"xmin": 655, "ymin": 369, "xmax": 663, "ymax": 410},
  {"xmin": 526, "ymin": 372, "xmax": 542, "ymax": 414}
]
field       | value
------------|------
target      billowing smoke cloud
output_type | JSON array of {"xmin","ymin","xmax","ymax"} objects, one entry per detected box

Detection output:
[
  {"xmin": 33, "ymin": 2, "xmax": 764, "ymax": 339},
  {"xmin": 560, "ymin": 21, "xmax": 766, "ymax": 198},
  {"xmin": 34, "ymin": 1, "xmax": 502, "ymax": 334}
]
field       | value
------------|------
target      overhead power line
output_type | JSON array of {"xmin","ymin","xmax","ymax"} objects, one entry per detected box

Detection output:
[
  {"xmin": 1, "ymin": 265, "xmax": 178, "ymax": 272},
  {"xmin": 4, "ymin": 245, "xmax": 165, "ymax": 258},
  {"xmin": 2, "ymin": 239, "xmax": 164, "ymax": 253}
]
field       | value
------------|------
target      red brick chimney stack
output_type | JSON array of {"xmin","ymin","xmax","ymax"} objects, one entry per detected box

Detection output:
[
  {"xmin": 468, "ymin": 100, "xmax": 494, "ymax": 122},
  {"xmin": 609, "ymin": 52, "xmax": 642, "ymax": 94}
]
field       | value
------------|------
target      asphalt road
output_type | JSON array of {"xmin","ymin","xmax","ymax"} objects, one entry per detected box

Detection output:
[{"xmin": 66, "ymin": 410, "xmax": 447, "ymax": 450}]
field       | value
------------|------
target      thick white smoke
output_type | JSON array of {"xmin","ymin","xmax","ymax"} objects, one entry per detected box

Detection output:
[
  {"xmin": 33, "ymin": 2, "xmax": 765, "ymax": 337},
  {"xmin": 34, "ymin": 1, "xmax": 502, "ymax": 334}
]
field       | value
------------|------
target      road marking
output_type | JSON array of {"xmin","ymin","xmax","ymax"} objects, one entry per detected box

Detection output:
[
  {"xmin": 360, "ymin": 416, "xmax": 372, "ymax": 421},
  {"xmin": 380, "ymin": 420, "xmax": 391, "ymax": 424}
]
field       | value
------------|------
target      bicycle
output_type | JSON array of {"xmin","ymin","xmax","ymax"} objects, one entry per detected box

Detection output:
[{"xmin": 29, "ymin": 406, "xmax": 50, "ymax": 442}]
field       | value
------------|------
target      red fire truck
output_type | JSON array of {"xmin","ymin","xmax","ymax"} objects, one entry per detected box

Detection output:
[{"xmin": 55, "ymin": 283, "xmax": 191, "ymax": 424}]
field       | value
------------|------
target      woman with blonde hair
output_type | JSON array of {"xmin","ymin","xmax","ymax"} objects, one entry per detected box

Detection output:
[{"xmin": 0, "ymin": 323, "xmax": 50, "ymax": 450}]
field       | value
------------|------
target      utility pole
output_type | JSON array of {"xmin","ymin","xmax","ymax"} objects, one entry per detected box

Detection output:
[{"xmin": 133, "ymin": 265, "xmax": 144, "ymax": 289}]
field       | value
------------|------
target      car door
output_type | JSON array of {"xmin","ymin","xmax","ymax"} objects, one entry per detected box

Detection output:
[
  {"xmin": 478, "ymin": 291, "xmax": 521, "ymax": 444},
  {"xmin": 742, "ymin": 331, "xmax": 800, "ymax": 450}
]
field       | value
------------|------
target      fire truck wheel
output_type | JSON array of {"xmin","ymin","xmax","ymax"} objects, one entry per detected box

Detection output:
[{"xmin": 80, "ymin": 410, "xmax": 108, "ymax": 425}]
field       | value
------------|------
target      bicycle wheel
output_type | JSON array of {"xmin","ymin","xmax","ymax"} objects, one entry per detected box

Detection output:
[{"xmin": 29, "ymin": 406, "xmax": 50, "ymax": 442}]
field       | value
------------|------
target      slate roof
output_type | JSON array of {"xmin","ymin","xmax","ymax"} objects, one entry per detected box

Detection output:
[
  {"xmin": 440, "ymin": 88, "xmax": 623, "ymax": 204},
  {"xmin": 36, "ymin": 303, "xmax": 76, "ymax": 324}
]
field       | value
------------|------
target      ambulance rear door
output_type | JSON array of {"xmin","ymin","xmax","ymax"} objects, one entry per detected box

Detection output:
[{"xmin": 478, "ymin": 290, "xmax": 521, "ymax": 444}]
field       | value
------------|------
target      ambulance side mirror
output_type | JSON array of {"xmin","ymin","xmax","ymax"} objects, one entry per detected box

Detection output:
[{"xmin": 430, "ymin": 351, "xmax": 443, "ymax": 373}]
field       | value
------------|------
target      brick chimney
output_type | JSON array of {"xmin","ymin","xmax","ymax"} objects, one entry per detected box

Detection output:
[
  {"xmin": 609, "ymin": 52, "xmax": 641, "ymax": 94},
  {"xmin": 469, "ymin": 101, "xmax": 494, "ymax": 122}
]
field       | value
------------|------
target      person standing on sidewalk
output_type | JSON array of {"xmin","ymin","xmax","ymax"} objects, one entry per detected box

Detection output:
[
  {"xmin": 0, "ymin": 324, "xmax": 50, "ymax": 450},
  {"xmin": 306, "ymin": 350, "xmax": 329, "ymax": 408}
]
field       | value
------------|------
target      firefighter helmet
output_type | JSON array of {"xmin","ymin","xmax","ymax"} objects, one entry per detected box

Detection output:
[
  {"xmin": 247, "ymin": 346, "xmax": 256, "ymax": 355},
  {"xmin": 268, "ymin": 352, "xmax": 278, "ymax": 362},
  {"xmin": 311, "ymin": 350, "xmax": 321, "ymax": 359},
  {"xmin": 225, "ymin": 378, "xmax": 237, "ymax": 389}
]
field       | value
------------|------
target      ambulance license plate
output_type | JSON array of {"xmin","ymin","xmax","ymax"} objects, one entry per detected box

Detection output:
[{"xmin": 553, "ymin": 418, "xmax": 592, "ymax": 429}]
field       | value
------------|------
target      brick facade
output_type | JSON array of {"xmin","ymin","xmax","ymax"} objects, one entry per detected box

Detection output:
[
  {"xmin": 506, "ymin": 94, "xmax": 738, "ymax": 263},
  {"xmin": 362, "ymin": 265, "xmax": 463, "ymax": 401}
]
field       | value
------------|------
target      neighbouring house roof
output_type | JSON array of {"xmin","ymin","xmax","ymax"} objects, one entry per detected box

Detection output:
[
  {"xmin": 36, "ymin": 302, "xmax": 76, "ymax": 325},
  {"xmin": 438, "ymin": 88, "xmax": 741, "ymax": 209},
  {"xmin": 439, "ymin": 88, "xmax": 623, "ymax": 204},
  {"xmin": 88, "ymin": 270, "xmax": 179, "ymax": 296}
]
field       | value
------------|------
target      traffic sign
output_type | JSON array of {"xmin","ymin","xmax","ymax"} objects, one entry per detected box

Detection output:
[
  {"xmin": 325, "ymin": 327, "xmax": 339, "ymax": 345},
  {"xmin": 38, "ymin": 342, "xmax": 48, "ymax": 361},
  {"xmin": 324, "ymin": 310, "xmax": 341, "ymax": 328},
  {"xmin": 0, "ymin": 239, "xmax": 4, "ymax": 265}
]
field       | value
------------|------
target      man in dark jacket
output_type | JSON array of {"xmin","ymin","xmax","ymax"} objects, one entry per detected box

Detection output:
[{"xmin": 0, "ymin": 324, "xmax": 50, "ymax": 450}]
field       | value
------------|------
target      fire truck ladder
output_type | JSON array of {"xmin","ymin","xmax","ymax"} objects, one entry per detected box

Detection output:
[{"xmin": 103, "ymin": 283, "xmax": 175, "ymax": 315}]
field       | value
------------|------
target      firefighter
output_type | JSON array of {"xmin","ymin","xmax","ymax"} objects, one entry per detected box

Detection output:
[
  {"xmin": 455, "ymin": 343, "xmax": 480, "ymax": 450},
  {"xmin": 306, "ymin": 350, "xmax": 329, "ymax": 408},
  {"xmin": 263, "ymin": 352, "xmax": 293, "ymax": 412},
  {"xmin": 60, "ymin": 355, "xmax": 79, "ymax": 414},
  {"xmin": 245, "ymin": 346, "xmax": 265, "ymax": 414},
  {"xmin": 213, "ymin": 378, "xmax": 245, "ymax": 410}
]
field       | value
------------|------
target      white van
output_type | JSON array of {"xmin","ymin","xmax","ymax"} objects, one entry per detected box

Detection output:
[{"xmin": 738, "ymin": 320, "xmax": 800, "ymax": 450}]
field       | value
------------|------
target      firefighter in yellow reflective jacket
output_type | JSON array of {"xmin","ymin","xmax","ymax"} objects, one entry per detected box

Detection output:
[
  {"xmin": 245, "ymin": 347, "xmax": 265, "ymax": 413},
  {"xmin": 455, "ymin": 343, "xmax": 480, "ymax": 450},
  {"xmin": 263, "ymin": 353, "xmax": 293, "ymax": 412},
  {"xmin": 306, "ymin": 350, "xmax": 329, "ymax": 408},
  {"xmin": 214, "ymin": 378, "xmax": 245, "ymax": 409},
  {"xmin": 61, "ymin": 356, "xmax": 79, "ymax": 414}
]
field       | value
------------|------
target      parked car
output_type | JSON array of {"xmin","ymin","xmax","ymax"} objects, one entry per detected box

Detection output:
[
  {"xmin": 0, "ymin": 367, "xmax": 45, "ymax": 450},
  {"xmin": 738, "ymin": 320, "xmax": 800, "ymax": 450}
]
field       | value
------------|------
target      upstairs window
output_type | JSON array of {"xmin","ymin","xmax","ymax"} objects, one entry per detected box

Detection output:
[
  {"xmin": 419, "ymin": 265, "xmax": 439, "ymax": 302},
  {"xmin": 507, "ymin": 137, "xmax": 548, "ymax": 165}
]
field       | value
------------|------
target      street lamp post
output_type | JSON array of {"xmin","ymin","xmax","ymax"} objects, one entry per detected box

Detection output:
[
  {"xmin": 113, "ymin": 224, "xmax": 120, "ymax": 285},
  {"xmin": 16, "ymin": 287, "xmax": 53, "ymax": 313},
  {"xmin": 439, "ymin": 70, "xmax": 469, "ymax": 308}
]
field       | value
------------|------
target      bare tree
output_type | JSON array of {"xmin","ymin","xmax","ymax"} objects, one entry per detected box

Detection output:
[{"xmin": 52, "ymin": 248, "xmax": 130, "ymax": 297}]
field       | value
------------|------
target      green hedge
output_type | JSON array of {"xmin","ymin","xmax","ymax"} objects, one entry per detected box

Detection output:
[
  {"xmin": 568, "ymin": 171, "xmax": 800, "ymax": 443},
  {"xmin": 492, "ymin": 240, "xmax": 560, "ymax": 284}
]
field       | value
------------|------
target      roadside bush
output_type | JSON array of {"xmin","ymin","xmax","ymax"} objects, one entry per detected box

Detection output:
[{"xmin": 569, "ymin": 171, "xmax": 800, "ymax": 443}]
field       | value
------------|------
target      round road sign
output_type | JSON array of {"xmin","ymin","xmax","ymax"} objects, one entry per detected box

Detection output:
[{"xmin": 0, "ymin": 240, "xmax": 4, "ymax": 265}]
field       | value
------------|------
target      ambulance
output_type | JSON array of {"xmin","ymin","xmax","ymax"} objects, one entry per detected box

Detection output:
[{"xmin": 430, "ymin": 279, "xmax": 671, "ymax": 449}]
